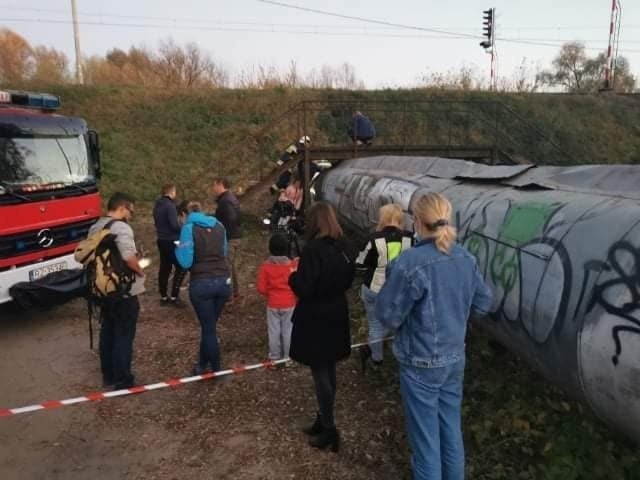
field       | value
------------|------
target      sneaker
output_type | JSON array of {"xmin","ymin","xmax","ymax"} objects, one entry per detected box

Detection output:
[{"xmin": 160, "ymin": 297, "xmax": 170, "ymax": 306}]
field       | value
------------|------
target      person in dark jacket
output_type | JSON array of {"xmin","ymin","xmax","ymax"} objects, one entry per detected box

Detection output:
[
  {"xmin": 355, "ymin": 203, "xmax": 413, "ymax": 371},
  {"xmin": 152, "ymin": 184, "xmax": 186, "ymax": 305},
  {"xmin": 289, "ymin": 201, "xmax": 355, "ymax": 453},
  {"xmin": 212, "ymin": 178, "xmax": 242, "ymax": 297},
  {"xmin": 348, "ymin": 111, "xmax": 376, "ymax": 145},
  {"xmin": 175, "ymin": 201, "xmax": 231, "ymax": 374}
]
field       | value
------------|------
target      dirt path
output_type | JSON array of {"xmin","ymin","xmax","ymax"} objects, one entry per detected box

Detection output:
[{"xmin": 0, "ymin": 210, "xmax": 410, "ymax": 480}]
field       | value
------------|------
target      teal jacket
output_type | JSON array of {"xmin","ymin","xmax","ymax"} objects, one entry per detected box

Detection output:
[{"xmin": 175, "ymin": 212, "xmax": 227, "ymax": 269}]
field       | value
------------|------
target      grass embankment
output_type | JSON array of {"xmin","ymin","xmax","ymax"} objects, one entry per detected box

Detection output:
[{"xmin": 46, "ymin": 86, "xmax": 640, "ymax": 203}]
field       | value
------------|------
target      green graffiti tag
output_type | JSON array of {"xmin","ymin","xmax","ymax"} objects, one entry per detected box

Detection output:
[{"xmin": 490, "ymin": 202, "xmax": 558, "ymax": 293}]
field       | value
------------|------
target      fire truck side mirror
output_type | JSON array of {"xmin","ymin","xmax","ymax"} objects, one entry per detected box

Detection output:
[{"xmin": 88, "ymin": 130, "xmax": 101, "ymax": 179}]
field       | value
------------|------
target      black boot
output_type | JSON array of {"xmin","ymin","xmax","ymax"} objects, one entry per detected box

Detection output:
[
  {"xmin": 302, "ymin": 412, "xmax": 323, "ymax": 436},
  {"xmin": 359, "ymin": 344, "xmax": 371, "ymax": 374},
  {"xmin": 309, "ymin": 426, "xmax": 340, "ymax": 452}
]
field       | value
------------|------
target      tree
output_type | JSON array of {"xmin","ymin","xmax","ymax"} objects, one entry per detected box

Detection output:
[
  {"xmin": 334, "ymin": 62, "xmax": 364, "ymax": 90},
  {"xmin": 105, "ymin": 48, "xmax": 128, "ymax": 68},
  {"xmin": 538, "ymin": 41, "xmax": 636, "ymax": 93},
  {"xmin": 0, "ymin": 28, "xmax": 34, "ymax": 84},
  {"xmin": 154, "ymin": 39, "xmax": 227, "ymax": 88},
  {"xmin": 31, "ymin": 46, "xmax": 70, "ymax": 84},
  {"xmin": 511, "ymin": 58, "xmax": 542, "ymax": 93},
  {"xmin": 593, "ymin": 52, "xmax": 636, "ymax": 93}
]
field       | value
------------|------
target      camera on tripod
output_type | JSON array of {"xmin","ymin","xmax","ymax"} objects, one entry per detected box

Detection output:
[{"xmin": 262, "ymin": 200, "xmax": 303, "ymax": 257}]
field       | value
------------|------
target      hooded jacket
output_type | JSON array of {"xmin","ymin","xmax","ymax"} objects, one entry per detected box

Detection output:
[
  {"xmin": 256, "ymin": 256, "xmax": 299, "ymax": 308},
  {"xmin": 175, "ymin": 212, "xmax": 229, "ymax": 279}
]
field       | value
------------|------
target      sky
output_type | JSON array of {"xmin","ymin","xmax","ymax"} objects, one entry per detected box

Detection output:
[{"xmin": 1, "ymin": 0, "xmax": 639, "ymax": 88}]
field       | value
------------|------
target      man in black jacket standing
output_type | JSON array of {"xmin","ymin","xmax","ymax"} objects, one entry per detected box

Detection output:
[
  {"xmin": 212, "ymin": 178, "xmax": 242, "ymax": 297},
  {"xmin": 153, "ymin": 184, "xmax": 186, "ymax": 305}
]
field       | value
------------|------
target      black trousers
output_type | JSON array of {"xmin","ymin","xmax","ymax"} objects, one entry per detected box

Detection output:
[
  {"xmin": 157, "ymin": 239, "xmax": 186, "ymax": 298},
  {"xmin": 310, "ymin": 362, "xmax": 337, "ymax": 428},
  {"xmin": 100, "ymin": 296, "xmax": 139, "ymax": 388}
]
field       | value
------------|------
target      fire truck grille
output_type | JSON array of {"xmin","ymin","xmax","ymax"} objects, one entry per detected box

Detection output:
[{"xmin": 0, "ymin": 219, "xmax": 96, "ymax": 260}]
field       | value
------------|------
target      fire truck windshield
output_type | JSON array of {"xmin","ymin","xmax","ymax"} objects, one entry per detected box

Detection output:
[{"xmin": 0, "ymin": 135, "xmax": 95, "ymax": 192}]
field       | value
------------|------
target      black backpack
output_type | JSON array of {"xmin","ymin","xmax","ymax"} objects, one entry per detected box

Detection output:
[{"xmin": 74, "ymin": 219, "xmax": 136, "ymax": 347}]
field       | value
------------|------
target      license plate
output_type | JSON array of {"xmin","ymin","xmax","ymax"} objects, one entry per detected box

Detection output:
[{"xmin": 29, "ymin": 261, "xmax": 68, "ymax": 281}]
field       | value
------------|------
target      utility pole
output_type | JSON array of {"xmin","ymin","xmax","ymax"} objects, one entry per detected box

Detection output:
[
  {"xmin": 71, "ymin": 0, "xmax": 84, "ymax": 84},
  {"xmin": 479, "ymin": 8, "xmax": 496, "ymax": 91},
  {"xmin": 604, "ymin": 0, "xmax": 622, "ymax": 90}
]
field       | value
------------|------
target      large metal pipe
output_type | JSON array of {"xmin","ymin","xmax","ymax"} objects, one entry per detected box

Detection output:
[{"xmin": 318, "ymin": 156, "xmax": 640, "ymax": 442}]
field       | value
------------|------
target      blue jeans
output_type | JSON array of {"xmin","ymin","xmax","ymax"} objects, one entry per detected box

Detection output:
[
  {"xmin": 189, "ymin": 277, "xmax": 231, "ymax": 371},
  {"xmin": 399, "ymin": 359, "xmax": 466, "ymax": 480},
  {"xmin": 361, "ymin": 284, "xmax": 388, "ymax": 362}
]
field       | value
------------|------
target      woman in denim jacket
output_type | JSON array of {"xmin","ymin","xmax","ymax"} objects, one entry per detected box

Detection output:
[{"xmin": 376, "ymin": 193, "xmax": 493, "ymax": 480}]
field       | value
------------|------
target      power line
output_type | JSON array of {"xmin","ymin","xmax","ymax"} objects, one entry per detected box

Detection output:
[
  {"xmin": 3, "ymin": 3, "xmax": 640, "ymax": 35},
  {"xmin": 254, "ymin": 0, "xmax": 480, "ymax": 39},
  {"xmin": 0, "ymin": 17, "xmax": 480, "ymax": 39},
  {"xmin": 1, "ymin": 15, "xmax": 639, "ymax": 54},
  {"xmin": 253, "ymin": 0, "xmax": 640, "ymax": 53}
]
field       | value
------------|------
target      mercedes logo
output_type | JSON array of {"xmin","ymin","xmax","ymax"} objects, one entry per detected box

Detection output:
[{"xmin": 37, "ymin": 229, "xmax": 54, "ymax": 248}]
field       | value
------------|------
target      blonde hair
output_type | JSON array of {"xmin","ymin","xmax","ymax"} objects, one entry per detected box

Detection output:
[
  {"xmin": 377, "ymin": 203, "xmax": 404, "ymax": 231},
  {"xmin": 413, "ymin": 193, "xmax": 457, "ymax": 254}
]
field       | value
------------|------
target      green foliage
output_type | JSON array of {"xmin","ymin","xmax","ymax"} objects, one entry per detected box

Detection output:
[
  {"xmin": 463, "ymin": 334, "xmax": 640, "ymax": 479},
  {"xmin": 538, "ymin": 41, "xmax": 636, "ymax": 93}
]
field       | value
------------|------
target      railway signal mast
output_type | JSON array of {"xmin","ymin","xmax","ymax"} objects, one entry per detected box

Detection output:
[
  {"xmin": 479, "ymin": 8, "xmax": 496, "ymax": 91},
  {"xmin": 603, "ymin": 0, "xmax": 622, "ymax": 90}
]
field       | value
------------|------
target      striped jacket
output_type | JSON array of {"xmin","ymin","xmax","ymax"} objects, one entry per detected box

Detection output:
[{"xmin": 356, "ymin": 226, "xmax": 413, "ymax": 293}]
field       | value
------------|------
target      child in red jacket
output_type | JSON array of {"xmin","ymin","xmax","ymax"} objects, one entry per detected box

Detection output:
[{"xmin": 257, "ymin": 234, "xmax": 298, "ymax": 360}]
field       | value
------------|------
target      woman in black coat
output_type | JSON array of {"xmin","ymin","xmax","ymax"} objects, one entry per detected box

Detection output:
[{"xmin": 288, "ymin": 201, "xmax": 355, "ymax": 452}]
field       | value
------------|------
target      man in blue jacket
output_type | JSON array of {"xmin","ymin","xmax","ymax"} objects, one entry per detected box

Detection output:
[
  {"xmin": 153, "ymin": 184, "xmax": 186, "ymax": 305},
  {"xmin": 348, "ymin": 111, "xmax": 376, "ymax": 145}
]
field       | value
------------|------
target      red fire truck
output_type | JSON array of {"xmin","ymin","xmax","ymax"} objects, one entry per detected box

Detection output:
[{"xmin": 0, "ymin": 90, "xmax": 101, "ymax": 304}]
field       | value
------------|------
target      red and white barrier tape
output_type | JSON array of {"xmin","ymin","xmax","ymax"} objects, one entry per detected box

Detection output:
[{"xmin": 0, "ymin": 339, "xmax": 391, "ymax": 418}]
